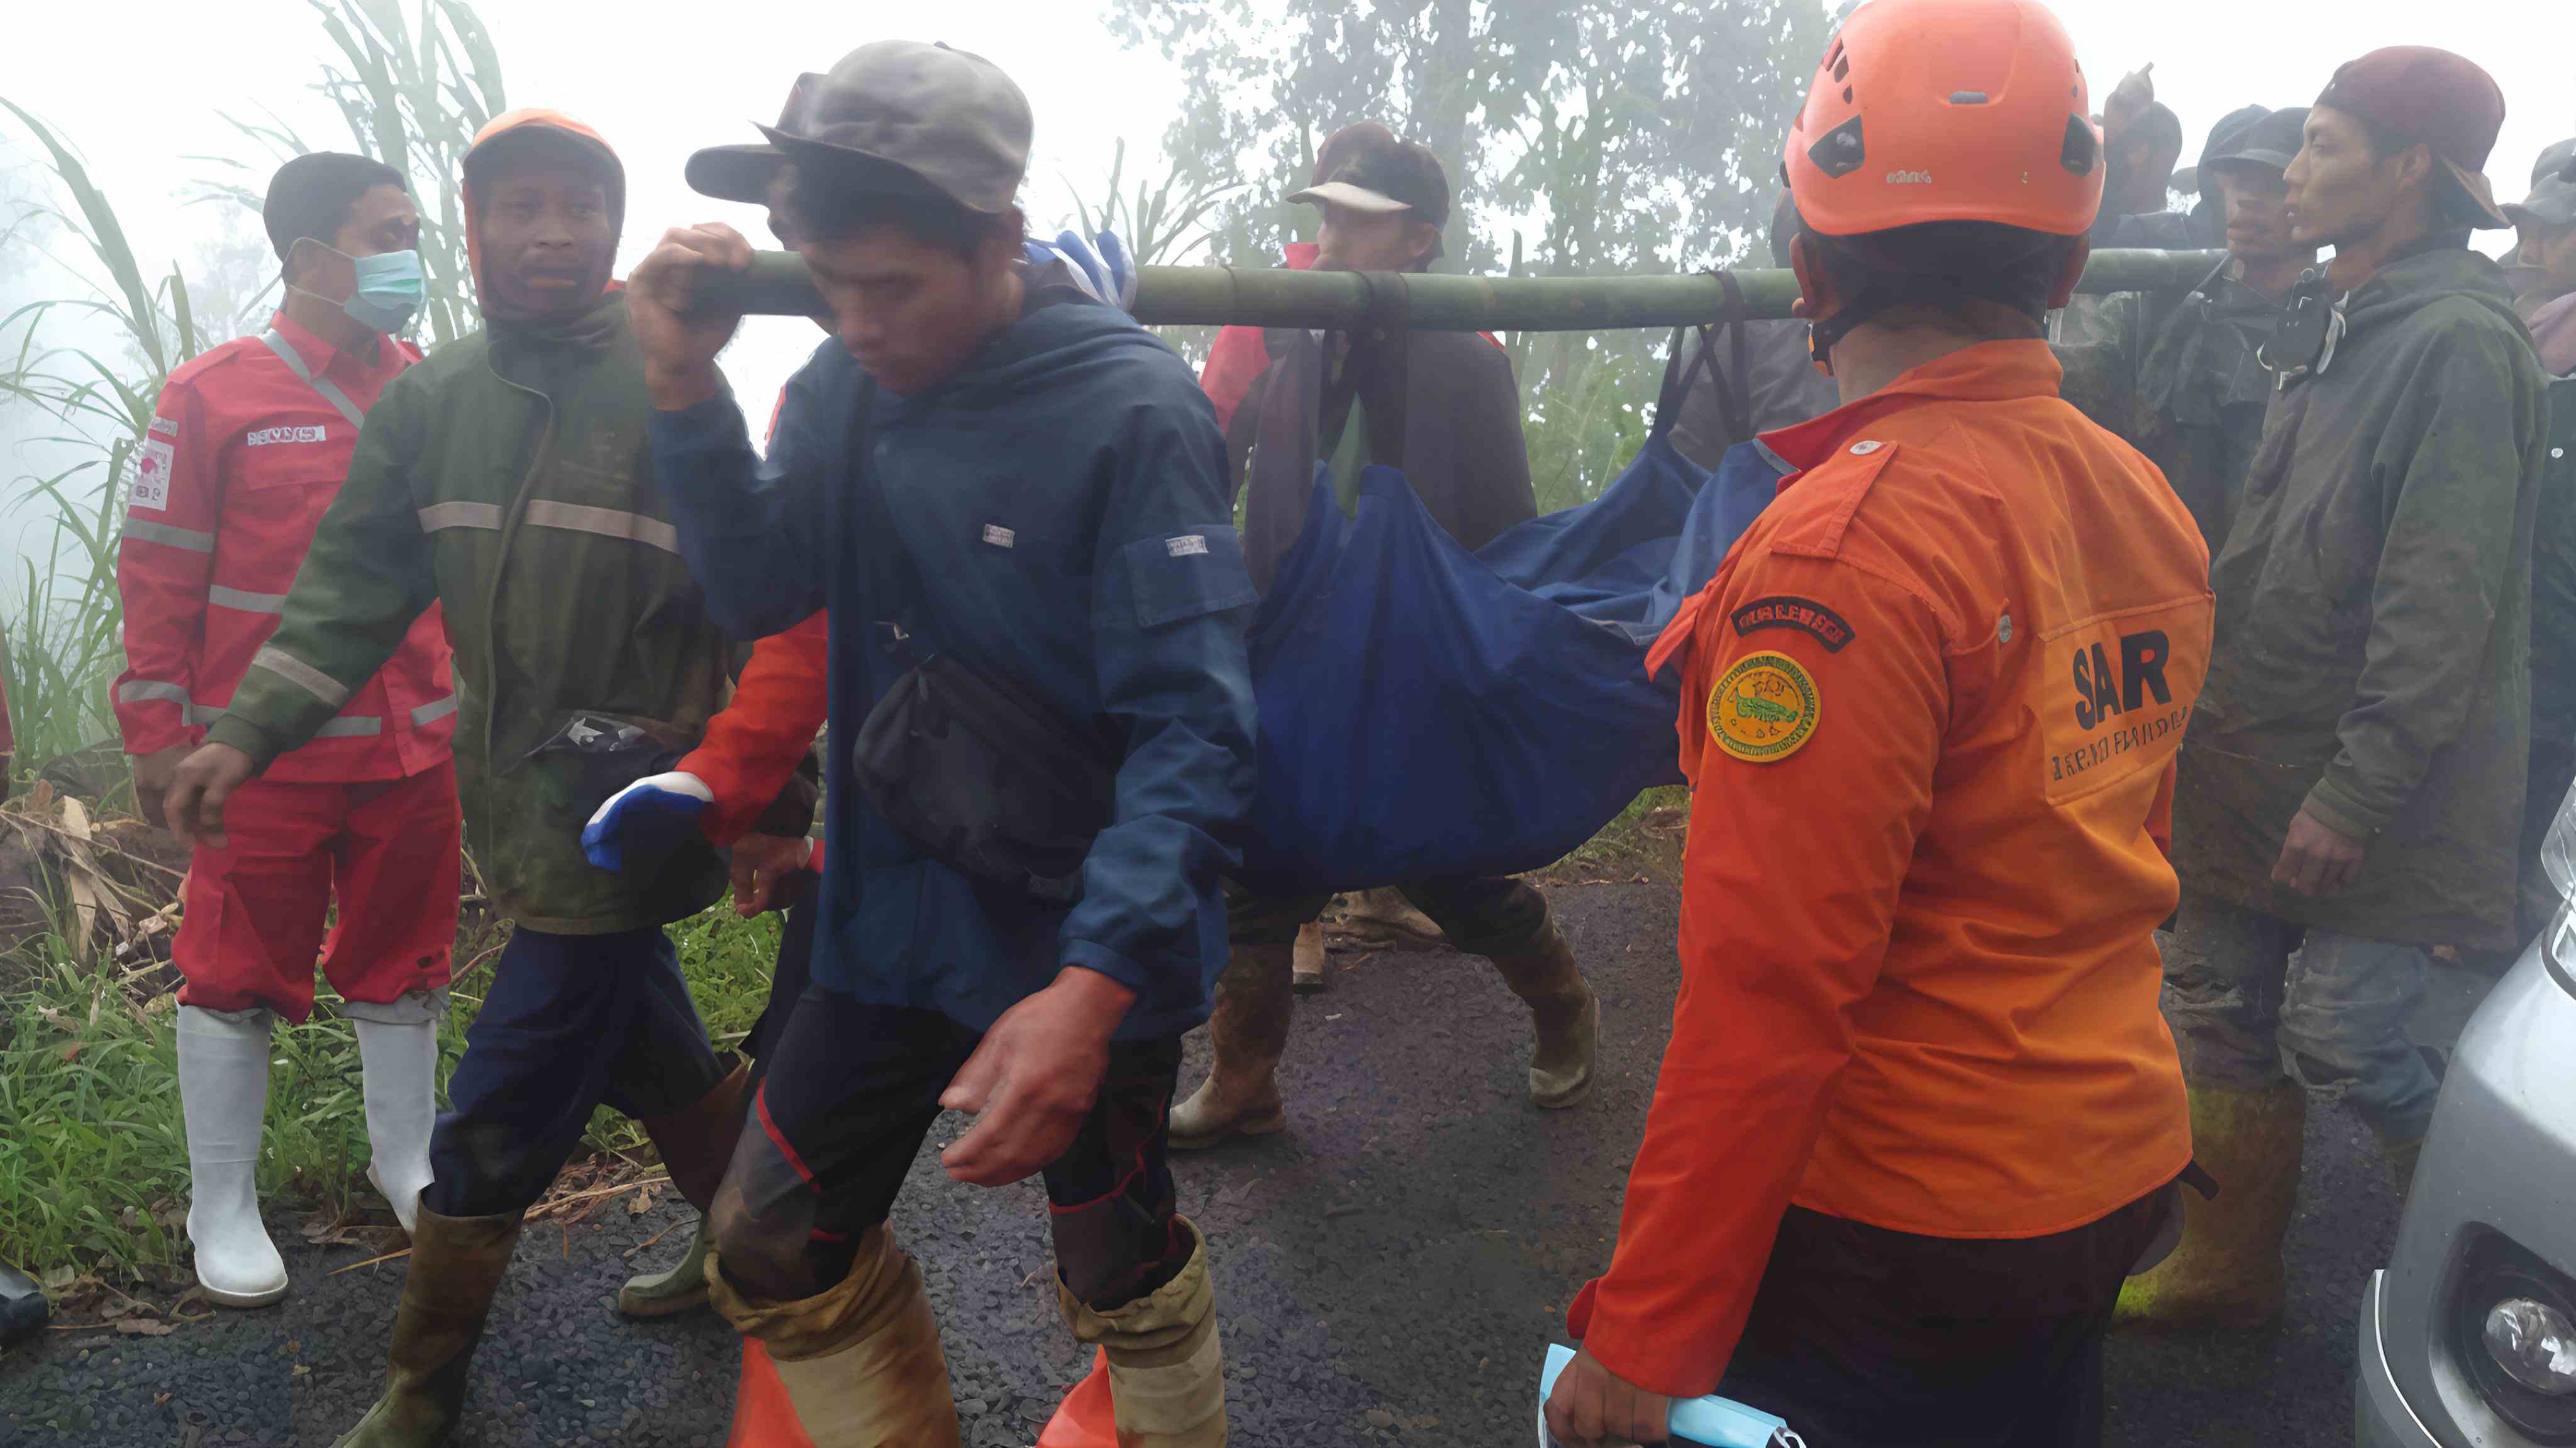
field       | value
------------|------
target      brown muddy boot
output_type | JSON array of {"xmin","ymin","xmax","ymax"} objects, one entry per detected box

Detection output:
[
  {"xmin": 1169, "ymin": 942, "xmax": 1293, "ymax": 1151},
  {"xmin": 1056, "ymin": 1217, "xmax": 1228, "ymax": 1447},
  {"xmin": 618, "ymin": 1061, "xmax": 748, "ymax": 1318},
  {"xmin": 1485, "ymin": 919, "xmax": 1599, "ymax": 1109},
  {"xmin": 331, "ymin": 1207, "xmax": 525, "ymax": 1447},
  {"xmin": 2115, "ymin": 1080, "xmax": 2306, "ymax": 1331},
  {"xmin": 641, "ymin": 1060, "xmax": 748, "ymax": 1213},
  {"xmin": 1340, "ymin": 887, "xmax": 1446, "ymax": 950},
  {"xmin": 706, "ymin": 1225, "xmax": 960, "ymax": 1447},
  {"xmin": 1291, "ymin": 921, "xmax": 1330, "ymax": 994}
]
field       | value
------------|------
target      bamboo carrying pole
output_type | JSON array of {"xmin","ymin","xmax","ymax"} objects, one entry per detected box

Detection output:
[{"xmin": 699, "ymin": 248, "xmax": 2227, "ymax": 329}]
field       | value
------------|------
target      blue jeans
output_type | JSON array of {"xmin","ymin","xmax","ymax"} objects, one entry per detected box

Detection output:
[
  {"xmin": 2160, "ymin": 893, "xmax": 2441, "ymax": 1149},
  {"xmin": 424, "ymin": 925, "xmax": 728, "ymax": 1217}
]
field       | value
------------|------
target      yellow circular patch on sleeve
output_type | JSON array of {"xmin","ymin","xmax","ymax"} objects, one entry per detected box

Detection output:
[{"xmin": 1707, "ymin": 651, "xmax": 1821, "ymax": 763}]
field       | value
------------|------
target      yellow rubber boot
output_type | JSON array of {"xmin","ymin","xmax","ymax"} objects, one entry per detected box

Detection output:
[
  {"xmin": 705, "ymin": 1225, "xmax": 959, "ymax": 1448},
  {"xmin": 1056, "ymin": 1217, "xmax": 1228, "ymax": 1447},
  {"xmin": 2115, "ymin": 1080, "xmax": 2306, "ymax": 1330}
]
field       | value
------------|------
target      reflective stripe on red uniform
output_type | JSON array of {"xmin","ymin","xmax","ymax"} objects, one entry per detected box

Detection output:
[
  {"xmin": 113, "ymin": 311, "xmax": 453, "ymax": 782},
  {"xmin": 1574, "ymin": 340, "xmax": 2211, "ymax": 1398}
]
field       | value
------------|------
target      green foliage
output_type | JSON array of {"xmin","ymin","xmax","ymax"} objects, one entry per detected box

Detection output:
[
  {"xmin": 1524, "ymin": 339, "xmax": 1658, "ymax": 514},
  {"xmin": 0, "ymin": 907, "xmax": 783, "ymax": 1282},
  {"xmin": 197, "ymin": 1, "xmax": 508, "ymax": 348},
  {"xmin": 1058, "ymin": 138, "xmax": 1245, "ymax": 270},
  {"xmin": 1108, "ymin": 0, "xmax": 1827, "ymax": 507},
  {"xmin": 0, "ymin": 101, "xmax": 208, "ymax": 767},
  {"xmin": 1107, "ymin": 0, "xmax": 1826, "ymax": 280}
]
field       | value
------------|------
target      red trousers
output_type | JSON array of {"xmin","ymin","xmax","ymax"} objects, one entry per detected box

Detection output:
[{"xmin": 174, "ymin": 765, "xmax": 462, "ymax": 1020}]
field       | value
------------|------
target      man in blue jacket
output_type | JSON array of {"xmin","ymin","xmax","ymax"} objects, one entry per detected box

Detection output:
[{"xmin": 628, "ymin": 41, "xmax": 1255, "ymax": 1447}]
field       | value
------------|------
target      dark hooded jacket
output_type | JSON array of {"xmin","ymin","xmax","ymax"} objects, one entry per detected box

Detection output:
[
  {"xmin": 2507, "ymin": 374, "xmax": 2576, "ymax": 947},
  {"xmin": 2174, "ymin": 243, "xmax": 2548, "ymax": 950},
  {"xmin": 647, "ymin": 272, "xmax": 1258, "ymax": 1042},
  {"xmin": 208, "ymin": 112, "xmax": 738, "ymax": 933},
  {"xmin": 2057, "ymin": 263, "xmax": 2281, "ymax": 556}
]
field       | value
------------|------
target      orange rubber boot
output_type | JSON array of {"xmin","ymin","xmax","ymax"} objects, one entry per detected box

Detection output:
[
  {"xmin": 726, "ymin": 1339, "xmax": 818, "ymax": 1448},
  {"xmin": 1035, "ymin": 1349, "xmax": 1119, "ymax": 1448}
]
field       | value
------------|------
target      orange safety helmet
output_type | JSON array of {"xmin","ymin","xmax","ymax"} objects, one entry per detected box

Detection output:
[{"xmin": 1783, "ymin": 0, "xmax": 2102, "ymax": 240}]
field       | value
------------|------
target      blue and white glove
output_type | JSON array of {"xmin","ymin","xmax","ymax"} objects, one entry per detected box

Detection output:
[
  {"xmin": 581, "ymin": 771, "xmax": 714, "ymax": 875},
  {"xmin": 1024, "ymin": 228, "xmax": 1138, "ymax": 313}
]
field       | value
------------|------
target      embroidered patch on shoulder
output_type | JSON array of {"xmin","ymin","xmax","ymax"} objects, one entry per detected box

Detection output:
[
  {"xmin": 1730, "ymin": 595, "xmax": 1857, "ymax": 653},
  {"xmin": 1166, "ymin": 534, "xmax": 1209, "ymax": 557},
  {"xmin": 982, "ymin": 524, "xmax": 1016, "ymax": 549},
  {"xmin": 1707, "ymin": 651, "xmax": 1821, "ymax": 763},
  {"xmin": 131, "ymin": 438, "xmax": 175, "ymax": 512}
]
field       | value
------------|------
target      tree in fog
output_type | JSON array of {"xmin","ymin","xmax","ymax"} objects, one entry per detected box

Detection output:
[{"xmin": 1110, "ymin": 0, "xmax": 1832, "ymax": 506}]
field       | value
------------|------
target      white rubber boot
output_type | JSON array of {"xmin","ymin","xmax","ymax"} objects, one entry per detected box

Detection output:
[
  {"xmin": 351, "ymin": 992, "xmax": 445, "ymax": 1237},
  {"xmin": 176, "ymin": 1005, "xmax": 288, "ymax": 1308}
]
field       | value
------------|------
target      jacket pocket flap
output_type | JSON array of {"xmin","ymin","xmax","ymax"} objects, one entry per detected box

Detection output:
[{"xmin": 1122, "ymin": 526, "xmax": 1258, "ymax": 629}]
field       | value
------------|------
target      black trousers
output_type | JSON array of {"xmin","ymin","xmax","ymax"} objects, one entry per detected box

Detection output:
[
  {"xmin": 711, "ymin": 989, "xmax": 1189, "ymax": 1311},
  {"xmin": 1715, "ymin": 1193, "xmax": 2168, "ymax": 1448}
]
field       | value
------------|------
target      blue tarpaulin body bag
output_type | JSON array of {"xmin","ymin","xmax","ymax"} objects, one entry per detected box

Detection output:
[{"xmin": 1236, "ymin": 326, "xmax": 1789, "ymax": 892}]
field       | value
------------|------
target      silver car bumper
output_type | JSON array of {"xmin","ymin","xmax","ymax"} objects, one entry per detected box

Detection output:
[{"xmin": 2357, "ymin": 1271, "xmax": 2448, "ymax": 1448}]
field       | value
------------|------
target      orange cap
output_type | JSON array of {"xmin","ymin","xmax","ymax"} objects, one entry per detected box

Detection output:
[
  {"xmin": 460, "ymin": 108, "xmax": 625, "ymax": 303},
  {"xmin": 1784, "ymin": 0, "xmax": 2102, "ymax": 240}
]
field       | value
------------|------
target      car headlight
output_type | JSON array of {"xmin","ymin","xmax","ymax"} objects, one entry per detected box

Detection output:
[
  {"xmin": 2487, "ymin": 1299, "xmax": 2576, "ymax": 1396},
  {"xmin": 2456, "ymin": 1234, "xmax": 2576, "ymax": 1443}
]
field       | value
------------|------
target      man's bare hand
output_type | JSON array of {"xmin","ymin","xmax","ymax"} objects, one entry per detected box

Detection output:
[
  {"xmin": 129, "ymin": 746, "xmax": 191, "ymax": 829},
  {"xmin": 160, "ymin": 744, "xmax": 257, "ymax": 850},
  {"xmin": 627, "ymin": 222, "xmax": 756, "ymax": 411},
  {"xmin": 937, "ymin": 967, "xmax": 1136, "ymax": 1188},
  {"xmin": 2101, "ymin": 62, "xmax": 2156, "ymax": 141},
  {"xmin": 2271, "ymin": 806, "xmax": 2366, "ymax": 897},
  {"xmin": 1541, "ymin": 1344, "xmax": 1672, "ymax": 1448},
  {"xmin": 729, "ymin": 832, "xmax": 814, "ymax": 916}
]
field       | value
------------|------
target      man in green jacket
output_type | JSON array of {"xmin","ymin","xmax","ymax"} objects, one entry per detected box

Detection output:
[
  {"xmin": 2058, "ymin": 105, "xmax": 2314, "ymax": 557},
  {"xmin": 161, "ymin": 109, "xmax": 758, "ymax": 1448},
  {"xmin": 2124, "ymin": 48, "xmax": 2547, "ymax": 1331}
]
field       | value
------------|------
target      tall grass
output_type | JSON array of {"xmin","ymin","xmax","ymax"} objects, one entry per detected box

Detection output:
[
  {"xmin": 0, "ymin": 3, "xmax": 504, "ymax": 774},
  {"xmin": 0, "ymin": 907, "xmax": 784, "ymax": 1283},
  {"xmin": 0, "ymin": 99, "xmax": 206, "ymax": 766}
]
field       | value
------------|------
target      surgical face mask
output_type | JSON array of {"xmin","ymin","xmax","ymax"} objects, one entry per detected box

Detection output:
[{"xmin": 289, "ymin": 243, "xmax": 425, "ymax": 336}]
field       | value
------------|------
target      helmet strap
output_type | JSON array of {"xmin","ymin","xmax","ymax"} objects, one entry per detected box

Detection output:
[{"xmin": 1806, "ymin": 269, "xmax": 2052, "ymax": 372}]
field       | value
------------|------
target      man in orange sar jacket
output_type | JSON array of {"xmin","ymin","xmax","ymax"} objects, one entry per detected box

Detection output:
[{"xmin": 1545, "ymin": 3, "xmax": 2211, "ymax": 1444}]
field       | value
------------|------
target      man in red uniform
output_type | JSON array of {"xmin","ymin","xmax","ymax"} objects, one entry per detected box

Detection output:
[
  {"xmin": 116, "ymin": 152, "xmax": 460, "ymax": 1308},
  {"xmin": 1544, "ymin": 3, "xmax": 2209, "ymax": 1444}
]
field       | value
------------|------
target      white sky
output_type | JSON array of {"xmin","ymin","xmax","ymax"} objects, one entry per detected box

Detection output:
[{"xmin": 4, "ymin": 0, "xmax": 2573, "ymax": 534}]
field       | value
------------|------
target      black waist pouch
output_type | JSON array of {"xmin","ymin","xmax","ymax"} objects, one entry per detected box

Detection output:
[{"xmin": 851, "ymin": 651, "xmax": 1119, "ymax": 904}]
